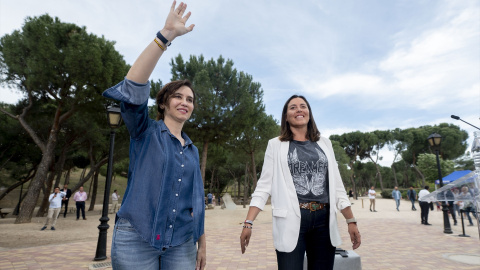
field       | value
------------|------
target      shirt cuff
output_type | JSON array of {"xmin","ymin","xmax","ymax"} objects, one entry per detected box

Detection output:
[
  {"xmin": 249, "ymin": 196, "xmax": 267, "ymax": 211},
  {"xmin": 102, "ymin": 78, "xmax": 150, "ymax": 105}
]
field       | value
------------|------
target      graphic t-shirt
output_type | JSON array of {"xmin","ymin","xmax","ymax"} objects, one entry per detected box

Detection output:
[{"xmin": 287, "ymin": 140, "xmax": 329, "ymax": 203}]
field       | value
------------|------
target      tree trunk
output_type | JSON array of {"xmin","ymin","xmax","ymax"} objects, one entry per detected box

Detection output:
[
  {"xmin": 88, "ymin": 168, "xmax": 99, "ymax": 211},
  {"xmin": 53, "ymin": 148, "xmax": 68, "ymax": 189},
  {"xmin": 237, "ymin": 178, "xmax": 241, "ymax": 198},
  {"xmin": 413, "ymin": 165, "xmax": 426, "ymax": 187},
  {"xmin": 249, "ymin": 151, "xmax": 258, "ymax": 191},
  {"xmin": 209, "ymin": 167, "xmax": 215, "ymax": 193},
  {"xmin": 15, "ymin": 132, "xmax": 58, "ymax": 224},
  {"xmin": 243, "ymin": 162, "xmax": 248, "ymax": 208},
  {"xmin": 65, "ymin": 168, "xmax": 72, "ymax": 185},
  {"xmin": 36, "ymin": 170, "xmax": 56, "ymax": 217},
  {"xmin": 200, "ymin": 140, "xmax": 209, "ymax": 185},
  {"xmin": 392, "ymin": 165, "xmax": 399, "ymax": 187},
  {"xmin": 70, "ymin": 157, "xmax": 108, "ymax": 193},
  {"xmin": 88, "ymin": 175, "xmax": 94, "ymax": 198}
]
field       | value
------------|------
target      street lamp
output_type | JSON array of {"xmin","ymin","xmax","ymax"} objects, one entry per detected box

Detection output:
[
  {"xmin": 427, "ymin": 133, "xmax": 452, "ymax": 234},
  {"xmin": 94, "ymin": 105, "xmax": 122, "ymax": 261}
]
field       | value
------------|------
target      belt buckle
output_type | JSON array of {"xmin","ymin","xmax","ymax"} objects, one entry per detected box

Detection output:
[{"xmin": 309, "ymin": 202, "xmax": 319, "ymax": 211}]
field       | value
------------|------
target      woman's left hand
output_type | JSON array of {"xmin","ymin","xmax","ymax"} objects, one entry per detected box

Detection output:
[
  {"xmin": 348, "ymin": 223, "xmax": 361, "ymax": 249},
  {"xmin": 196, "ymin": 245, "xmax": 206, "ymax": 270},
  {"xmin": 195, "ymin": 233, "xmax": 206, "ymax": 270}
]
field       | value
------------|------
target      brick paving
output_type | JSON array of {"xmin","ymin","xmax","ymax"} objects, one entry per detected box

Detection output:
[{"xmin": 0, "ymin": 199, "xmax": 479, "ymax": 269}]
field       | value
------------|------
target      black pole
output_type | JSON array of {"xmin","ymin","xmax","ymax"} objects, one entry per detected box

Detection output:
[
  {"xmin": 458, "ymin": 209, "xmax": 470, "ymax": 237},
  {"xmin": 94, "ymin": 129, "xmax": 116, "ymax": 261},
  {"xmin": 435, "ymin": 149, "xmax": 452, "ymax": 234}
]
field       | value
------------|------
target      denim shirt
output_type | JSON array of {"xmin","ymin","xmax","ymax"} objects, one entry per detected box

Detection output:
[
  {"xmin": 102, "ymin": 78, "xmax": 205, "ymax": 250},
  {"xmin": 392, "ymin": 190, "xmax": 402, "ymax": 200}
]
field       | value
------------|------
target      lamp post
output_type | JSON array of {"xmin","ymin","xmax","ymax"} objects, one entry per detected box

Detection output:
[
  {"xmin": 427, "ymin": 133, "xmax": 452, "ymax": 234},
  {"xmin": 94, "ymin": 105, "xmax": 122, "ymax": 261}
]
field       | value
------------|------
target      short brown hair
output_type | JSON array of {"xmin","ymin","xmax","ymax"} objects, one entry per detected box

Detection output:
[
  {"xmin": 156, "ymin": 80, "xmax": 195, "ymax": 121},
  {"xmin": 279, "ymin": 95, "xmax": 320, "ymax": 142}
]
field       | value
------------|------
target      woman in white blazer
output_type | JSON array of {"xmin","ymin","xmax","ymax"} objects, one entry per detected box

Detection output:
[{"xmin": 240, "ymin": 95, "xmax": 361, "ymax": 270}]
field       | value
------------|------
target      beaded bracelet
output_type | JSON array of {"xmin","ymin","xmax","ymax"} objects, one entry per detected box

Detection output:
[
  {"xmin": 153, "ymin": 38, "xmax": 166, "ymax": 51},
  {"xmin": 243, "ymin": 225, "xmax": 253, "ymax": 229}
]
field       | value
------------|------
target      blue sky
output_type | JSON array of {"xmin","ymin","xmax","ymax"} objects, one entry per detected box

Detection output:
[{"xmin": 1, "ymin": 0, "xmax": 479, "ymax": 165}]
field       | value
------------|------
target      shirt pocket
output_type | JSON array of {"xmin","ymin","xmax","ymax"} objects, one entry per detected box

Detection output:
[{"xmin": 272, "ymin": 208, "xmax": 288, "ymax": 218}]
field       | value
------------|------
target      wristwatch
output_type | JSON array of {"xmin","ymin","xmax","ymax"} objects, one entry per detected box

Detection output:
[
  {"xmin": 346, "ymin": 217, "xmax": 357, "ymax": 224},
  {"xmin": 156, "ymin": 31, "xmax": 171, "ymax": 46}
]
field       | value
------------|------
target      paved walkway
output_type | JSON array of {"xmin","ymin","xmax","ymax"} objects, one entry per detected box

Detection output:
[{"xmin": 0, "ymin": 199, "xmax": 479, "ymax": 269}]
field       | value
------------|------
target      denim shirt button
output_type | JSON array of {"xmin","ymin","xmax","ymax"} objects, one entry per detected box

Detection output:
[
  {"xmin": 181, "ymin": 164, "xmax": 184, "ymax": 167},
  {"xmin": 176, "ymin": 194, "xmax": 179, "ymax": 196},
  {"xmin": 178, "ymin": 179, "xmax": 181, "ymax": 182},
  {"xmin": 169, "ymin": 225, "xmax": 172, "ymax": 228},
  {"xmin": 173, "ymin": 209, "xmax": 176, "ymax": 212},
  {"xmin": 180, "ymin": 151, "xmax": 183, "ymax": 154}
]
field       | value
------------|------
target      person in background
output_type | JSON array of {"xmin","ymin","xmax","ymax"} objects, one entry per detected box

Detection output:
[
  {"xmin": 445, "ymin": 189, "xmax": 457, "ymax": 226},
  {"xmin": 406, "ymin": 186, "xmax": 417, "ymax": 211},
  {"xmin": 392, "ymin": 186, "xmax": 402, "ymax": 211},
  {"xmin": 207, "ymin": 192, "xmax": 213, "ymax": 205},
  {"xmin": 418, "ymin": 186, "xmax": 432, "ymax": 225},
  {"xmin": 458, "ymin": 186, "xmax": 477, "ymax": 226},
  {"xmin": 348, "ymin": 189, "xmax": 354, "ymax": 204},
  {"xmin": 41, "ymin": 187, "xmax": 66, "ymax": 231},
  {"xmin": 368, "ymin": 186, "xmax": 377, "ymax": 212},
  {"xmin": 111, "ymin": 190, "xmax": 120, "ymax": 214},
  {"xmin": 73, "ymin": 186, "xmax": 87, "ymax": 220},
  {"xmin": 61, "ymin": 184, "xmax": 72, "ymax": 218},
  {"xmin": 239, "ymin": 95, "xmax": 360, "ymax": 270}
]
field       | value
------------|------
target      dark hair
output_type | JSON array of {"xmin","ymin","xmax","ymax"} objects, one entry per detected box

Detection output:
[
  {"xmin": 156, "ymin": 80, "xmax": 195, "ymax": 121},
  {"xmin": 424, "ymin": 186, "xmax": 429, "ymax": 190},
  {"xmin": 54, "ymin": 187, "xmax": 60, "ymax": 190},
  {"xmin": 114, "ymin": 190, "xmax": 117, "ymax": 192},
  {"xmin": 279, "ymin": 95, "xmax": 320, "ymax": 142}
]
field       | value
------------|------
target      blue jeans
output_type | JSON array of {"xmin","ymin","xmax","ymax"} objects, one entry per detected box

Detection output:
[
  {"xmin": 276, "ymin": 207, "xmax": 335, "ymax": 270},
  {"xmin": 410, "ymin": 199, "xmax": 416, "ymax": 210},
  {"xmin": 111, "ymin": 218, "xmax": 197, "ymax": 270},
  {"xmin": 395, "ymin": 199, "xmax": 400, "ymax": 210}
]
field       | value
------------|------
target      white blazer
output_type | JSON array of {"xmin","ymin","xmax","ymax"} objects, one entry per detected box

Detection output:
[{"xmin": 250, "ymin": 136, "xmax": 351, "ymax": 252}]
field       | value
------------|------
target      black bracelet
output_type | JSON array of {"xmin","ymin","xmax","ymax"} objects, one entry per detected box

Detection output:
[
  {"xmin": 156, "ymin": 31, "xmax": 171, "ymax": 47},
  {"xmin": 243, "ymin": 225, "xmax": 253, "ymax": 229}
]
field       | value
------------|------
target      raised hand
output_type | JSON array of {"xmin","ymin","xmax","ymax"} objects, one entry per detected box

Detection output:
[{"xmin": 162, "ymin": 1, "xmax": 195, "ymax": 41}]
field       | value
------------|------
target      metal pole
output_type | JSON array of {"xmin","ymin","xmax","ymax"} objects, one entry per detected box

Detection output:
[
  {"xmin": 94, "ymin": 129, "xmax": 115, "ymax": 261},
  {"xmin": 435, "ymin": 149, "xmax": 452, "ymax": 234}
]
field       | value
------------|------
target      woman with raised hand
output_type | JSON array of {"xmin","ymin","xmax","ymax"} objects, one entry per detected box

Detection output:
[
  {"xmin": 102, "ymin": 2, "xmax": 206, "ymax": 269},
  {"xmin": 240, "ymin": 95, "xmax": 361, "ymax": 270}
]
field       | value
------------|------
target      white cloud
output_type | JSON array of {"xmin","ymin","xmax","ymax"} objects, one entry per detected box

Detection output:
[{"xmin": 283, "ymin": 0, "xmax": 479, "ymax": 117}]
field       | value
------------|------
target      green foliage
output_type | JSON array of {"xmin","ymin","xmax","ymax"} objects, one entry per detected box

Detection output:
[
  {"xmin": 0, "ymin": 14, "xmax": 130, "ymax": 220},
  {"xmin": 170, "ymin": 54, "xmax": 272, "ymax": 186},
  {"xmin": 417, "ymin": 153, "xmax": 455, "ymax": 182}
]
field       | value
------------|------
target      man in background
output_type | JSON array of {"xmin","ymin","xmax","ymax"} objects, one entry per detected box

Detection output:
[
  {"xmin": 392, "ymin": 186, "xmax": 402, "ymax": 211},
  {"xmin": 73, "ymin": 186, "xmax": 87, "ymax": 220},
  {"xmin": 407, "ymin": 186, "xmax": 417, "ymax": 211},
  {"xmin": 368, "ymin": 186, "xmax": 377, "ymax": 212},
  {"xmin": 61, "ymin": 184, "xmax": 72, "ymax": 218},
  {"xmin": 41, "ymin": 187, "xmax": 65, "ymax": 231},
  {"xmin": 419, "ymin": 186, "xmax": 432, "ymax": 225},
  {"xmin": 111, "ymin": 190, "xmax": 120, "ymax": 214}
]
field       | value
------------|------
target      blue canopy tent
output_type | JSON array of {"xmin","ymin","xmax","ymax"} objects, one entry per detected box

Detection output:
[{"xmin": 435, "ymin": 170, "xmax": 472, "ymax": 185}]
